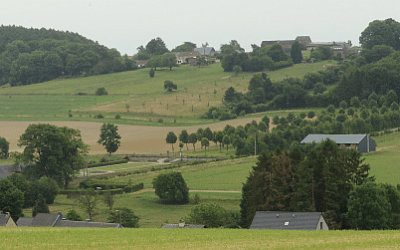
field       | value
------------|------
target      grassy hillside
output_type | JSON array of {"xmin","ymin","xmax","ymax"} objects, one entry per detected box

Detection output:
[
  {"xmin": 364, "ymin": 132, "xmax": 400, "ymax": 185},
  {"xmin": 2, "ymin": 227, "xmax": 400, "ymax": 249},
  {"xmin": 0, "ymin": 62, "xmax": 331, "ymax": 124}
]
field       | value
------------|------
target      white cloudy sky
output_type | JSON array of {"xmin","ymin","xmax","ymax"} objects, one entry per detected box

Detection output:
[{"xmin": 1, "ymin": 0, "xmax": 398, "ymax": 55}]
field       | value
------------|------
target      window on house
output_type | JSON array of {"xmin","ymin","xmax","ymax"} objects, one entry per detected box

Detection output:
[
  {"xmin": 284, "ymin": 222, "xmax": 289, "ymax": 226},
  {"xmin": 320, "ymin": 222, "xmax": 323, "ymax": 229}
]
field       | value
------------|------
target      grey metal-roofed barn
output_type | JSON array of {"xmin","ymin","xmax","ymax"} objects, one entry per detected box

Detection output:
[
  {"xmin": 300, "ymin": 134, "xmax": 376, "ymax": 153},
  {"xmin": 250, "ymin": 211, "xmax": 329, "ymax": 230}
]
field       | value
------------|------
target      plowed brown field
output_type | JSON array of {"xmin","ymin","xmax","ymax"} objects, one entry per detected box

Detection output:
[{"xmin": 0, "ymin": 118, "xmax": 262, "ymax": 155}]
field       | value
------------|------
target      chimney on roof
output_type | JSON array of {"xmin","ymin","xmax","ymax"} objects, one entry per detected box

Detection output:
[
  {"xmin": 178, "ymin": 219, "xmax": 185, "ymax": 228},
  {"xmin": 6, "ymin": 212, "xmax": 10, "ymax": 217}
]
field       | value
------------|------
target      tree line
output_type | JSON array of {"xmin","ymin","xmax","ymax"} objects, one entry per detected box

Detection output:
[
  {"xmin": 0, "ymin": 26, "xmax": 136, "ymax": 86},
  {"xmin": 240, "ymin": 140, "xmax": 400, "ymax": 230}
]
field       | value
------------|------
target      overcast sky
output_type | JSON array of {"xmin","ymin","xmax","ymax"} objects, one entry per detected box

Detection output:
[{"xmin": 1, "ymin": 0, "xmax": 399, "ymax": 55}]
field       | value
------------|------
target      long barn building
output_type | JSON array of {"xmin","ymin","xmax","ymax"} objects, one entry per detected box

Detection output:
[{"xmin": 300, "ymin": 134, "xmax": 376, "ymax": 153}]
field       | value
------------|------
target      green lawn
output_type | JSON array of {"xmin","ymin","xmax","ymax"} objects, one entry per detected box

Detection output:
[{"xmin": 2, "ymin": 227, "xmax": 400, "ymax": 250}]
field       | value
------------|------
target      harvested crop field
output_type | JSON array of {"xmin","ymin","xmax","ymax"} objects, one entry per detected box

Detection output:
[{"xmin": 0, "ymin": 118, "xmax": 262, "ymax": 155}]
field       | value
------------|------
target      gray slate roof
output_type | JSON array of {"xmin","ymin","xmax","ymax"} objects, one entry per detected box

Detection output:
[
  {"xmin": 0, "ymin": 217, "xmax": 9, "ymax": 226},
  {"xmin": 16, "ymin": 217, "xmax": 34, "ymax": 227},
  {"xmin": 194, "ymin": 47, "xmax": 215, "ymax": 56},
  {"xmin": 161, "ymin": 224, "xmax": 205, "ymax": 229},
  {"xmin": 300, "ymin": 134, "xmax": 367, "ymax": 144},
  {"xmin": 0, "ymin": 164, "xmax": 15, "ymax": 179},
  {"xmin": 250, "ymin": 211, "xmax": 323, "ymax": 230},
  {"xmin": 31, "ymin": 213, "xmax": 61, "ymax": 227},
  {"xmin": 55, "ymin": 220, "xmax": 122, "ymax": 228},
  {"xmin": 19, "ymin": 213, "xmax": 122, "ymax": 228}
]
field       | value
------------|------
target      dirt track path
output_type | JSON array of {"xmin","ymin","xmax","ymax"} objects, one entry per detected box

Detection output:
[{"xmin": 0, "ymin": 118, "xmax": 262, "ymax": 155}]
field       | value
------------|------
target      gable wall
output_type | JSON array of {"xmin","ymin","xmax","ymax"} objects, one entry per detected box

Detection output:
[{"xmin": 315, "ymin": 216, "xmax": 329, "ymax": 231}]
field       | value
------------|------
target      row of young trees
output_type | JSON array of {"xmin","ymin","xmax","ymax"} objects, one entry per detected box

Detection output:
[{"xmin": 166, "ymin": 126, "xmax": 235, "ymax": 154}]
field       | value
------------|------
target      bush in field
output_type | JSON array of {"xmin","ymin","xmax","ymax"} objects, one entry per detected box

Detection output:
[
  {"xmin": 187, "ymin": 203, "xmax": 239, "ymax": 228},
  {"xmin": 95, "ymin": 87, "xmax": 108, "ymax": 96},
  {"xmin": 152, "ymin": 172, "xmax": 189, "ymax": 204},
  {"xmin": 108, "ymin": 207, "xmax": 140, "ymax": 228}
]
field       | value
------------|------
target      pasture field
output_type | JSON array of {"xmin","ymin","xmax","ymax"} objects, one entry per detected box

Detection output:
[
  {"xmin": 39, "ymin": 190, "xmax": 242, "ymax": 228},
  {"xmin": 364, "ymin": 131, "xmax": 400, "ymax": 185},
  {"xmin": 73, "ymin": 156, "xmax": 256, "ymax": 190},
  {"xmin": 0, "ymin": 62, "xmax": 331, "ymax": 124},
  {"xmin": 2, "ymin": 227, "xmax": 400, "ymax": 250}
]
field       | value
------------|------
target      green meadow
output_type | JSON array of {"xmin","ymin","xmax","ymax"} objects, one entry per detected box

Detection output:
[
  {"xmin": 0, "ymin": 62, "xmax": 331, "ymax": 125},
  {"xmin": 364, "ymin": 132, "xmax": 400, "ymax": 185},
  {"xmin": 2, "ymin": 227, "xmax": 400, "ymax": 250}
]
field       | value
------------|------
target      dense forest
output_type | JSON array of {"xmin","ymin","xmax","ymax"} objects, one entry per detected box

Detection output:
[{"xmin": 0, "ymin": 25, "xmax": 136, "ymax": 86}]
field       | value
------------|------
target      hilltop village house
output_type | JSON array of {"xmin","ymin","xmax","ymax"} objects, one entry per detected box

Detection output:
[
  {"xmin": 262, "ymin": 36, "xmax": 360, "ymax": 58},
  {"xmin": 300, "ymin": 134, "xmax": 376, "ymax": 153},
  {"xmin": 172, "ymin": 51, "xmax": 202, "ymax": 65},
  {"xmin": 250, "ymin": 211, "xmax": 329, "ymax": 231}
]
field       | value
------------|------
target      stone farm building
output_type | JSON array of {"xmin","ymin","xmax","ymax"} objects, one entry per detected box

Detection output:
[
  {"xmin": 261, "ymin": 36, "xmax": 360, "ymax": 58},
  {"xmin": 250, "ymin": 211, "xmax": 329, "ymax": 230},
  {"xmin": 300, "ymin": 134, "xmax": 376, "ymax": 153}
]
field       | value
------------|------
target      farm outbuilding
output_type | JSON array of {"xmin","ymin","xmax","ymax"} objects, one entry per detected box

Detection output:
[
  {"xmin": 300, "ymin": 134, "xmax": 376, "ymax": 153},
  {"xmin": 250, "ymin": 211, "xmax": 329, "ymax": 230}
]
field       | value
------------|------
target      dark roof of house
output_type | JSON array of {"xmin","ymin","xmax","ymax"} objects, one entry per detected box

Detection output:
[
  {"xmin": 16, "ymin": 217, "xmax": 34, "ymax": 227},
  {"xmin": 0, "ymin": 217, "xmax": 9, "ymax": 226},
  {"xmin": 161, "ymin": 224, "xmax": 205, "ymax": 229},
  {"xmin": 31, "ymin": 213, "xmax": 61, "ymax": 227},
  {"xmin": 261, "ymin": 40, "xmax": 295, "ymax": 47},
  {"xmin": 295, "ymin": 36, "xmax": 312, "ymax": 44},
  {"xmin": 194, "ymin": 47, "xmax": 215, "ymax": 56},
  {"xmin": 250, "ymin": 211, "xmax": 323, "ymax": 230},
  {"xmin": 0, "ymin": 164, "xmax": 15, "ymax": 179},
  {"xmin": 55, "ymin": 220, "xmax": 122, "ymax": 228},
  {"xmin": 301, "ymin": 134, "xmax": 367, "ymax": 144}
]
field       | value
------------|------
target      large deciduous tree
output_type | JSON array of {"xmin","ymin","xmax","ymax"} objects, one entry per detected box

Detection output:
[
  {"xmin": 161, "ymin": 53, "xmax": 177, "ymax": 71},
  {"xmin": 0, "ymin": 178, "xmax": 24, "ymax": 220},
  {"xmin": 18, "ymin": 124, "xmax": 89, "ymax": 188},
  {"xmin": 97, "ymin": 123, "xmax": 122, "ymax": 155},
  {"xmin": 145, "ymin": 37, "xmax": 169, "ymax": 55},
  {"xmin": 152, "ymin": 172, "xmax": 189, "ymax": 204},
  {"xmin": 172, "ymin": 42, "xmax": 197, "ymax": 52},
  {"xmin": 360, "ymin": 18, "xmax": 400, "ymax": 50}
]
